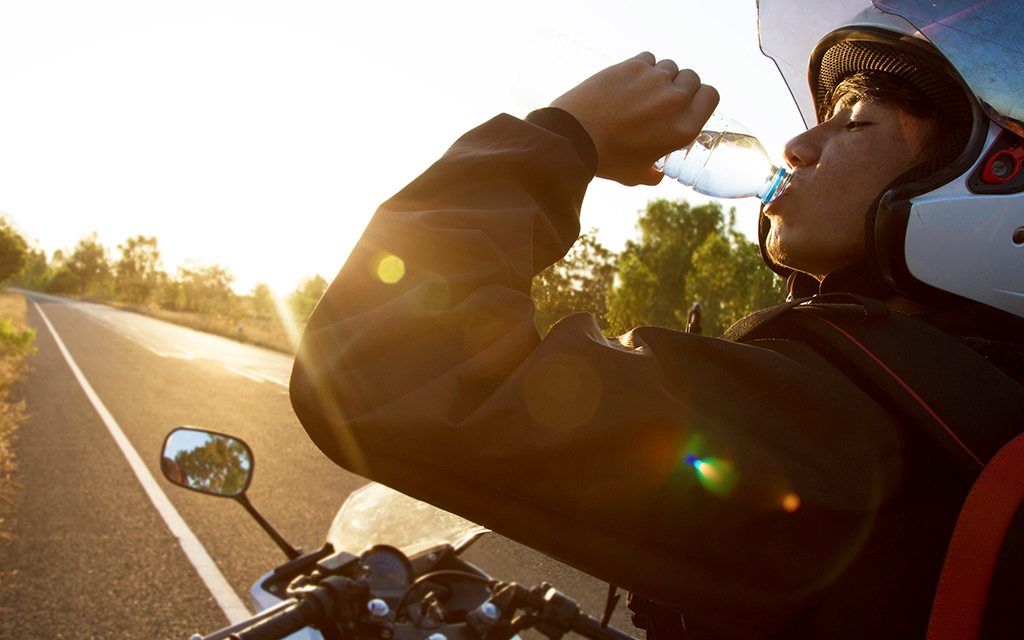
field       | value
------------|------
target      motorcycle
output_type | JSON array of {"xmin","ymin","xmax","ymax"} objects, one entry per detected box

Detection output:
[{"xmin": 160, "ymin": 427, "xmax": 637, "ymax": 640}]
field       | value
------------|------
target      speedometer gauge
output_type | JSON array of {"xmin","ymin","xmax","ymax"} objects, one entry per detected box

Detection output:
[{"xmin": 360, "ymin": 545, "xmax": 412, "ymax": 592}]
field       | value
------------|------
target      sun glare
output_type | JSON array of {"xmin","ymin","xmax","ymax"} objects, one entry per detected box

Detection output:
[{"xmin": 271, "ymin": 288, "xmax": 302, "ymax": 353}]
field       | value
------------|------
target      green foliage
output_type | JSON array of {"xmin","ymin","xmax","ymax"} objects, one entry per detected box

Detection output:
[
  {"xmin": 602, "ymin": 253, "xmax": 659, "ymax": 332},
  {"xmin": 606, "ymin": 200, "xmax": 785, "ymax": 336},
  {"xmin": 10, "ymin": 248, "xmax": 48, "ymax": 289},
  {"xmin": 65, "ymin": 232, "xmax": 111, "ymax": 296},
  {"xmin": 174, "ymin": 261, "xmax": 236, "ymax": 313},
  {"xmin": 248, "ymin": 282, "xmax": 275, "ymax": 317},
  {"xmin": 0, "ymin": 319, "xmax": 36, "ymax": 358},
  {"xmin": 606, "ymin": 200, "xmax": 723, "ymax": 333},
  {"xmin": 684, "ymin": 215, "xmax": 787, "ymax": 335},
  {"xmin": 115, "ymin": 235, "xmax": 165, "ymax": 303},
  {"xmin": 0, "ymin": 217, "xmax": 28, "ymax": 283},
  {"xmin": 532, "ymin": 231, "xmax": 617, "ymax": 336},
  {"xmin": 168, "ymin": 437, "xmax": 250, "ymax": 496},
  {"xmin": 42, "ymin": 267, "xmax": 80, "ymax": 294},
  {"xmin": 154, "ymin": 278, "xmax": 183, "ymax": 310},
  {"xmin": 289, "ymin": 275, "xmax": 329, "ymax": 323}
]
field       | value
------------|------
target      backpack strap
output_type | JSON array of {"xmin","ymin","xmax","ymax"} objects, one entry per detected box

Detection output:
[
  {"xmin": 927, "ymin": 432, "xmax": 1024, "ymax": 640},
  {"xmin": 727, "ymin": 294, "xmax": 1024, "ymax": 637},
  {"xmin": 728, "ymin": 293, "xmax": 1024, "ymax": 476}
]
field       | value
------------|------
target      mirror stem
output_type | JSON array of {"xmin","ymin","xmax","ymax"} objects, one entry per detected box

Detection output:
[{"xmin": 234, "ymin": 493, "xmax": 301, "ymax": 560}]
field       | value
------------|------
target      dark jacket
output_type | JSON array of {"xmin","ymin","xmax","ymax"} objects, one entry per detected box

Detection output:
[{"xmin": 290, "ymin": 110, "xmax": 1022, "ymax": 638}]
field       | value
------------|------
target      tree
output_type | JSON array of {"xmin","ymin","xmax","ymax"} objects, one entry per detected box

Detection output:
[
  {"xmin": 115, "ymin": 235, "xmax": 165, "ymax": 303},
  {"xmin": 11, "ymin": 249, "xmax": 47, "ymax": 289},
  {"xmin": 175, "ymin": 261, "xmax": 236, "ymax": 313},
  {"xmin": 0, "ymin": 216, "xmax": 28, "ymax": 284},
  {"xmin": 155, "ymin": 277, "xmax": 184, "ymax": 310},
  {"xmin": 684, "ymin": 211, "xmax": 787, "ymax": 335},
  {"xmin": 603, "ymin": 252, "xmax": 659, "ymax": 332},
  {"xmin": 169, "ymin": 437, "xmax": 250, "ymax": 495},
  {"xmin": 532, "ymin": 230, "xmax": 617, "ymax": 336},
  {"xmin": 248, "ymin": 282, "xmax": 275, "ymax": 317},
  {"xmin": 606, "ymin": 199, "xmax": 785, "ymax": 335},
  {"xmin": 65, "ymin": 232, "xmax": 111, "ymax": 296},
  {"xmin": 289, "ymin": 275, "xmax": 329, "ymax": 323}
]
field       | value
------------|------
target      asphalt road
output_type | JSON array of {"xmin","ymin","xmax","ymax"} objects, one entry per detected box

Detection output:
[{"xmin": 2, "ymin": 293, "xmax": 634, "ymax": 639}]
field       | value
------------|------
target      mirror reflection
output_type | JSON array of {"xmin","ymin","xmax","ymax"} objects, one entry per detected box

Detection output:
[{"xmin": 161, "ymin": 428, "xmax": 253, "ymax": 497}]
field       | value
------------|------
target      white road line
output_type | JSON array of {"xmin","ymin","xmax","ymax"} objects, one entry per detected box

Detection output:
[
  {"xmin": 32, "ymin": 303, "xmax": 251, "ymax": 625},
  {"xmin": 225, "ymin": 366, "xmax": 265, "ymax": 383},
  {"xmin": 225, "ymin": 365, "xmax": 289, "ymax": 388}
]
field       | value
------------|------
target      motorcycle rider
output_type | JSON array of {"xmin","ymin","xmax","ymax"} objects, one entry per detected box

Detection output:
[{"xmin": 290, "ymin": 1, "xmax": 1024, "ymax": 637}]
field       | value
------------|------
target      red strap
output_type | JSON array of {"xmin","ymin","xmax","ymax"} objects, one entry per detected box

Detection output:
[{"xmin": 927, "ymin": 432, "xmax": 1024, "ymax": 640}]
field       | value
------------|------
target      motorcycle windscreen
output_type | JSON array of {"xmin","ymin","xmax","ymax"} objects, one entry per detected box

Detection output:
[{"xmin": 326, "ymin": 482, "xmax": 486, "ymax": 558}]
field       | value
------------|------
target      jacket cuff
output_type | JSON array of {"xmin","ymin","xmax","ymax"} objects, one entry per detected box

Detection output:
[{"xmin": 525, "ymin": 107, "xmax": 598, "ymax": 176}]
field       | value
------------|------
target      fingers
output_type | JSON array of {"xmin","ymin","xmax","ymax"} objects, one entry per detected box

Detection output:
[
  {"xmin": 632, "ymin": 51, "xmax": 657, "ymax": 66},
  {"xmin": 653, "ymin": 58, "xmax": 679, "ymax": 78},
  {"xmin": 672, "ymin": 68, "xmax": 701, "ymax": 97},
  {"xmin": 549, "ymin": 52, "xmax": 720, "ymax": 186},
  {"xmin": 689, "ymin": 83, "xmax": 720, "ymax": 122},
  {"xmin": 656, "ymin": 62, "xmax": 712, "ymax": 121}
]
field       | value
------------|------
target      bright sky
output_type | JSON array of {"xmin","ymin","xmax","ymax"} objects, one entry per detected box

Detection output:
[{"xmin": 0, "ymin": 0, "xmax": 806, "ymax": 295}]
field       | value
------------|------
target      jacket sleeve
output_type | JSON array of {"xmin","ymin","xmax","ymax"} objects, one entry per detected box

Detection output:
[{"xmin": 289, "ymin": 111, "xmax": 905, "ymax": 638}]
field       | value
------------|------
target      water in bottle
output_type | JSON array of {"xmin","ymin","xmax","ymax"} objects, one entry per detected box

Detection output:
[{"xmin": 654, "ymin": 115, "xmax": 792, "ymax": 204}]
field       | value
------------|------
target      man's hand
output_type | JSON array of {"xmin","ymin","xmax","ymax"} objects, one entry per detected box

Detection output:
[{"xmin": 550, "ymin": 52, "xmax": 719, "ymax": 187}]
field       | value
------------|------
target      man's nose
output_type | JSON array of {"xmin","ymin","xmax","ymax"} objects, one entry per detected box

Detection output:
[{"xmin": 782, "ymin": 128, "xmax": 821, "ymax": 169}]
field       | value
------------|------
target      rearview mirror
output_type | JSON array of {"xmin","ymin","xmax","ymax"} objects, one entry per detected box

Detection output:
[{"xmin": 160, "ymin": 427, "xmax": 254, "ymax": 497}]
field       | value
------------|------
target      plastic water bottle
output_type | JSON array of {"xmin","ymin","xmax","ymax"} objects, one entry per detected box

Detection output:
[{"xmin": 654, "ymin": 115, "xmax": 792, "ymax": 204}]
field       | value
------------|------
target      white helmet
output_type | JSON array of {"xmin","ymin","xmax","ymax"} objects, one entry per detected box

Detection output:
[{"xmin": 757, "ymin": 0, "xmax": 1024, "ymax": 320}]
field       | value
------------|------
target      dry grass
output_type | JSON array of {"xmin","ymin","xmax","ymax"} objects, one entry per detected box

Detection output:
[
  {"xmin": 0, "ymin": 294, "xmax": 27, "ymax": 331},
  {"xmin": 0, "ymin": 291, "xmax": 33, "ymax": 542}
]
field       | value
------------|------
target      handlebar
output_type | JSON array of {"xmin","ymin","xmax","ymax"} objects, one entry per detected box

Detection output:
[
  {"xmin": 225, "ymin": 575, "xmax": 368, "ymax": 640},
  {"xmin": 231, "ymin": 597, "xmax": 323, "ymax": 640},
  {"xmin": 510, "ymin": 582, "xmax": 636, "ymax": 640},
  {"xmin": 199, "ymin": 574, "xmax": 636, "ymax": 640},
  {"xmin": 572, "ymin": 613, "xmax": 637, "ymax": 640}
]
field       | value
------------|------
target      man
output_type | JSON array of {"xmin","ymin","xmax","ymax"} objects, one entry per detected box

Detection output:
[{"xmin": 290, "ymin": 2, "xmax": 1024, "ymax": 637}]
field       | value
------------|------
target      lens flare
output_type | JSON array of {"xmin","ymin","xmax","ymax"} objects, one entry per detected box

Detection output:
[
  {"xmin": 683, "ymin": 452, "xmax": 735, "ymax": 496},
  {"xmin": 782, "ymin": 492, "xmax": 801, "ymax": 513},
  {"xmin": 376, "ymin": 255, "xmax": 405, "ymax": 283}
]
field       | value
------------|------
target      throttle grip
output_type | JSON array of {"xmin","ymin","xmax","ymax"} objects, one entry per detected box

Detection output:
[{"xmin": 231, "ymin": 597, "xmax": 324, "ymax": 640}]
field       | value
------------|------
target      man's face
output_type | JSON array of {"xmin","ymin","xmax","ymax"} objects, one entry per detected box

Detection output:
[{"xmin": 763, "ymin": 99, "xmax": 941, "ymax": 280}]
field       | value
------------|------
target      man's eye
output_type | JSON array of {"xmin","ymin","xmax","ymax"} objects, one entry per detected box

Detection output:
[{"xmin": 846, "ymin": 121, "xmax": 870, "ymax": 130}]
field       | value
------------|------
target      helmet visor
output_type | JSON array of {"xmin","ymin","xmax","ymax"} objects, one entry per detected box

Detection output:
[
  {"xmin": 876, "ymin": 1, "xmax": 1024, "ymax": 132},
  {"xmin": 759, "ymin": 0, "xmax": 1024, "ymax": 131},
  {"xmin": 757, "ymin": 0, "xmax": 917, "ymax": 129}
]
